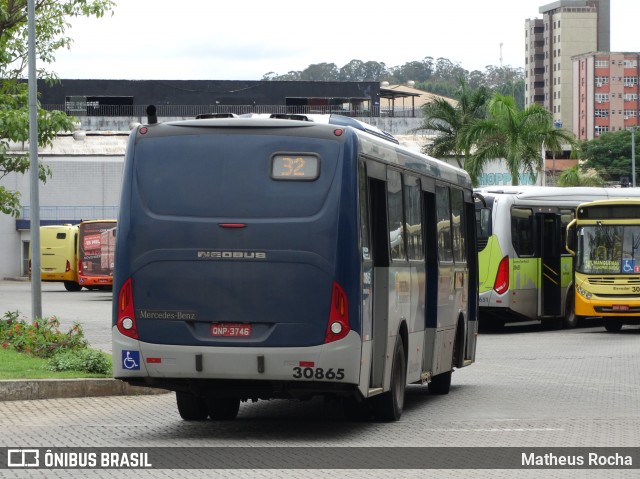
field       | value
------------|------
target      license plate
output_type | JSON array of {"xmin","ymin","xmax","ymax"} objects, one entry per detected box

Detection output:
[
  {"xmin": 612, "ymin": 305, "xmax": 629, "ymax": 311},
  {"xmin": 211, "ymin": 323, "xmax": 252, "ymax": 337}
]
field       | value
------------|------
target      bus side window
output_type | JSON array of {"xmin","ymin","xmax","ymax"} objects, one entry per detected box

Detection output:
[
  {"xmin": 511, "ymin": 208, "xmax": 535, "ymax": 256},
  {"xmin": 387, "ymin": 169, "xmax": 406, "ymax": 261},
  {"xmin": 403, "ymin": 175, "xmax": 423, "ymax": 261},
  {"xmin": 359, "ymin": 162, "xmax": 371, "ymax": 261},
  {"xmin": 559, "ymin": 208, "xmax": 575, "ymax": 254},
  {"xmin": 451, "ymin": 188, "xmax": 466, "ymax": 263},
  {"xmin": 435, "ymin": 185, "xmax": 453, "ymax": 262}
]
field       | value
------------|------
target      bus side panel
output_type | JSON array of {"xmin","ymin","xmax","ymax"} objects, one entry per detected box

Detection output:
[{"xmin": 509, "ymin": 257, "xmax": 538, "ymax": 319}]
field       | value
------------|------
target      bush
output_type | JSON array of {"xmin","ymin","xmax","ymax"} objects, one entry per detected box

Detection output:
[
  {"xmin": 1, "ymin": 310, "xmax": 87, "ymax": 358},
  {"xmin": 1, "ymin": 310, "xmax": 112, "ymax": 377},
  {"xmin": 48, "ymin": 348, "xmax": 112, "ymax": 375}
]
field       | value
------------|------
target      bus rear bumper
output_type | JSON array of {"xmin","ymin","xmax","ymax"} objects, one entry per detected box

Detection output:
[{"xmin": 112, "ymin": 327, "xmax": 362, "ymax": 395}]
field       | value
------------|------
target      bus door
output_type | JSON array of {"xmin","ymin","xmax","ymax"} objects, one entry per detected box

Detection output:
[
  {"xmin": 537, "ymin": 213, "xmax": 562, "ymax": 317},
  {"xmin": 366, "ymin": 164, "xmax": 390, "ymax": 393}
]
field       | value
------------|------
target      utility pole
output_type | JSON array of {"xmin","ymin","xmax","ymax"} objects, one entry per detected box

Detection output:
[
  {"xmin": 28, "ymin": 0, "xmax": 42, "ymax": 320},
  {"xmin": 632, "ymin": 127, "xmax": 637, "ymax": 188}
]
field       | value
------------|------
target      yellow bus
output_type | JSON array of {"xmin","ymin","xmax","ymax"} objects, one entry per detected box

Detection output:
[
  {"xmin": 566, "ymin": 198, "xmax": 640, "ymax": 332},
  {"xmin": 37, "ymin": 224, "xmax": 82, "ymax": 292}
]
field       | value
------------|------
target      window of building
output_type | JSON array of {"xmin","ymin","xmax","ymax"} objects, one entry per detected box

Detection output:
[
  {"xmin": 595, "ymin": 93, "xmax": 609, "ymax": 103},
  {"xmin": 595, "ymin": 109, "xmax": 609, "ymax": 118},
  {"xmin": 595, "ymin": 125, "xmax": 609, "ymax": 136}
]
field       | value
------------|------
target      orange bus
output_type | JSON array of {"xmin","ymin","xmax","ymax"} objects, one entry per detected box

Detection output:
[{"xmin": 78, "ymin": 219, "xmax": 117, "ymax": 289}]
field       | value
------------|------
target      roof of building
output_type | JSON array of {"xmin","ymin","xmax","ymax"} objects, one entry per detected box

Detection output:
[{"xmin": 379, "ymin": 84, "xmax": 458, "ymax": 111}]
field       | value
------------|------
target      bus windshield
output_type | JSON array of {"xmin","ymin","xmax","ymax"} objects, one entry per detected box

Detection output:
[{"xmin": 576, "ymin": 224, "xmax": 640, "ymax": 274}]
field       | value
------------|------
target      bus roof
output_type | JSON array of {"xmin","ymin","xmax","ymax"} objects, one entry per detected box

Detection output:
[
  {"xmin": 475, "ymin": 185, "xmax": 640, "ymax": 203},
  {"xmin": 137, "ymin": 116, "xmax": 472, "ymax": 189}
]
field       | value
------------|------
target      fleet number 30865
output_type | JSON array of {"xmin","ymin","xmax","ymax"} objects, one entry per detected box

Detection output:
[{"xmin": 292, "ymin": 367, "xmax": 345, "ymax": 380}]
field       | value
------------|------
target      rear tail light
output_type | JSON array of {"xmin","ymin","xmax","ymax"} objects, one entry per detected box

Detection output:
[
  {"xmin": 324, "ymin": 281, "xmax": 349, "ymax": 343},
  {"xmin": 493, "ymin": 255, "xmax": 509, "ymax": 295},
  {"xmin": 117, "ymin": 277, "xmax": 138, "ymax": 339}
]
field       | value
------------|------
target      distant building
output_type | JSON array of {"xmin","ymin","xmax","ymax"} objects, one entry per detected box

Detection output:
[
  {"xmin": 37, "ymin": 79, "xmax": 381, "ymax": 121},
  {"xmin": 524, "ymin": 0, "xmax": 610, "ymax": 134},
  {"xmin": 573, "ymin": 52, "xmax": 640, "ymax": 140}
]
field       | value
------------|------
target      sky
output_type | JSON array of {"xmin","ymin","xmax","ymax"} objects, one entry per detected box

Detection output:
[{"xmin": 51, "ymin": 0, "xmax": 637, "ymax": 81}]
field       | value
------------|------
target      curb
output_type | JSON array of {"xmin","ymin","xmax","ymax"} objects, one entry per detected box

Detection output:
[{"xmin": 0, "ymin": 379, "xmax": 169, "ymax": 402}]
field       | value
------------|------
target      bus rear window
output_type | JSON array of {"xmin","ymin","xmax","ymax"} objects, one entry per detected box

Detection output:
[{"xmin": 135, "ymin": 135, "xmax": 338, "ymax": 218}]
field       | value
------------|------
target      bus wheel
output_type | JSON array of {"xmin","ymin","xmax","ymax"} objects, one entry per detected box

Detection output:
[
  {"xmin": 64, "ymin": 281, "xmax": 82, "ymax": 292},
  {"xmin": 176, "ymin": 391, "xmax": 208, "ymax": 421},
  {"xmin": 604, "ymin": 319, "xmax": 623, "ymax": 332},
  {"xmin": 207, "ymin": 397, "xmax": 240, "ymax": 420},
  {"xmin": 372, "ymin": 335, "xmax": 406, "ymax": 422},
  {"xmin": 563, "ymin": 290, "xmax": 580, "ymax": 329}
]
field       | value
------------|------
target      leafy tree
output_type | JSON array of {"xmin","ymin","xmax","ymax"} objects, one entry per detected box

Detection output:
[
  {"xmin": 417, "ymin": 78, "xmax": 490, "ymax": 169},
  {"xmin": 262, "ymin": 56, "xmax": 525, "ymax": 106},
  {"xmin": 0, "ymin": 0, "xmax": 115, "ymax": 217},
  {"xmin": 579, "ymin": 130, "xmax": 638, "ymax": 183},
  {"xmin": 463, "ymin": 93, "xmax": 576, "ymax": 186},
  {"xmin": 299, "ymin": 63, "xmax": 339, "ymax": 81},
  {"xmin": 339, "ymin": 60, "xmax": 366, "ymax": 81}
]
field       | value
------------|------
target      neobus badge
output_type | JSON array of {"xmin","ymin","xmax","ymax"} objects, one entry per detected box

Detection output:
[{"xmin": 197, "ymin": 251, "xmax": 267, "ymax": 259}]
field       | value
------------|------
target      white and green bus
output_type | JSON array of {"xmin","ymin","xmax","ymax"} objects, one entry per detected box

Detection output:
[{"xmin": 474, "ymin": 186, "xmax": 640, "ymax": 328}]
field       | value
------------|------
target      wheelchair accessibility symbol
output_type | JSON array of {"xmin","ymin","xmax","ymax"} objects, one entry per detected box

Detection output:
[
  {"xmin": 622, "ymin": 259, "xmax": 634, "ymax": 273},
  {"xmin": 122, "ymin": 350, "xmax": 140, "ymax": 370}
]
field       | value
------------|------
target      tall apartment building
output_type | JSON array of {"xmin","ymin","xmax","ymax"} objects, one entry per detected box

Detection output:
[
  {"xmin": 574, "ymin": 52, "xmax": 640, "ymax": 140},
  {"xmin": 524, "ymin": 0, "xmax": 610, "ymax": 134}
]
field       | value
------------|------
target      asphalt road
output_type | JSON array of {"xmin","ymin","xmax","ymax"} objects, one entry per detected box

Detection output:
[{"xmin": 0, "ymin": 280, "xmax": 639, "ymax": 478}]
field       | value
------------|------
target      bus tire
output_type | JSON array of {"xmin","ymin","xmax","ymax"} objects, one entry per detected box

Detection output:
[
  {"xmin": 207, "ymin": 397, "xmax": 240, "ymax": 420},
  {"xmin": 372, "ymin": 335, "xmax": 406, "ymax": 422},
  {"xmin": 563, "ymin": 290, "xmax": 580, "ymax": 329},
  {"xmin": 604, "ymin": 319, "xmax": 623, "ymax": 332},
  {"xmin": 176, "ymin": 391, "xmax": 208, "ymax": 421},
  {"xmin": 428, "ymin": 371, "xmax": 452, "ymax": 395},
  {"xmin": 64, "ymin": 281, "xmax": 82, "ymax": 292}
]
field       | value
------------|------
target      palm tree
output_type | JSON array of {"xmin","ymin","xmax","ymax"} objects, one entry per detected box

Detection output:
[
  {"xmin": 417, "ymin": 78, "xmax": 489, "ymax": 169},
  {"xmin": 557, "ymin": 166, "xmax": 605, "ymax": 186},
  {"xmin": 462, "ymin": 94, "xmax": 576, "ymax": 186}
]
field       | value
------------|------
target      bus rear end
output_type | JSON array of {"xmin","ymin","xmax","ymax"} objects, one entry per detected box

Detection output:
[
  {"xmin": 78, "ymin": 220, "xmax": 116, "ymax": 289},
  {"xmin": 113, "ymin": 118, "xmax": 362, "ymax": 419},
  {"xmin": 38, "ymin": 224, "xmax": 80, "ymax": 291}
]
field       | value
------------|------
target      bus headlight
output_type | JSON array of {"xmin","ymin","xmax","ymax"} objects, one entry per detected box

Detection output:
[{"xmin": 577, "ymin": 286, "xmax": 592, "ymax": 299}]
